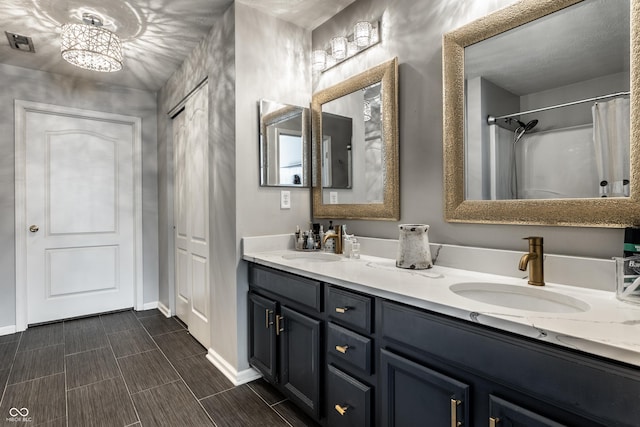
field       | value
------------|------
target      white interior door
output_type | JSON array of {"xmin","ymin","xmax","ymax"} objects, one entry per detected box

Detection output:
[
  {"xmin": 23, "ymin": 106, "xmax": 137, "ymax": 325},
  {"xmin": 174, "ymin": 83, "xmax": 211, "ymax": 348}
]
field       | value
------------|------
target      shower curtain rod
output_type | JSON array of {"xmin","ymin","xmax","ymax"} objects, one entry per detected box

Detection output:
[{"xmin": 486, "ymin": 91, "xmax": 630, "ymax": 125}]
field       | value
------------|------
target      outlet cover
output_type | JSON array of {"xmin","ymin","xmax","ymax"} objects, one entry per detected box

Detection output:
[
  {"xmin": 280, "ymin": 190, "xmax": 291, "ymax": 209},
  {"xmin": 329, "ymin": 191, "xmax": 338, "ymax": 204}
]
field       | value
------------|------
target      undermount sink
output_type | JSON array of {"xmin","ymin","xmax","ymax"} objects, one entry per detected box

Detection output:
[
  {"xmin": 450, "ymin": 282, "xmax": 590, "ymax": 313},
  {"xmin": 282, "ymin": 252, "xmax": 342, "ymax": 262}
]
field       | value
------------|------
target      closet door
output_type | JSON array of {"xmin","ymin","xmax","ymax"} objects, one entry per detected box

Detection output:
[{"xmin": 174, "ymin": 83, "xmax": 210, "ymax": 348}]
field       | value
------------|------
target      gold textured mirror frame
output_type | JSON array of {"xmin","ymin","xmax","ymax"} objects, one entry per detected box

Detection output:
[
  {"xmin": 443, "ymin": 0, "xmax": 640, "ymax": 227},
  {"xmin": 312, "ymin": 57, "xmax": 400, "ymax": 220}
]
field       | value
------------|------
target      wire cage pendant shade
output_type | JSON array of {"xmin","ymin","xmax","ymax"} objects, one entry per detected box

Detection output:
[{"xmin": 61, "ymin": 16, "xmax": 122, "ymax": 72}]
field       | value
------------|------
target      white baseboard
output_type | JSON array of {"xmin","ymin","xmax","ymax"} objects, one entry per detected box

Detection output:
[
  {"xmin": 157, "ymin": 302, "xmax": 171, "ymax": 318},
  {"xmin": 0, "ymin": 325, "xmax": 17, "ymax": 336},
  {"xmin": 142, "ymin": 301, "xmax": 158, "ymax": 310},
  {"xmin": 206, "ymin": 348, "xmax": 262, "ymax": 386}
]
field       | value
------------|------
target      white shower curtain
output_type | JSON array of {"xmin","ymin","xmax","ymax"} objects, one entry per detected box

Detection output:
[{"xmin": 592, "ymin": 97, "xmax": 630, "ymax": 197}]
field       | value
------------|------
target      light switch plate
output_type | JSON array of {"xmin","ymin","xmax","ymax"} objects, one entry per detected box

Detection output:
[
  {"xmin": 329, "ymin": 191, "xmax": 338, "ymax": 204},
  {"xmin": 280, "ymin": 190, "xmax": 291, "ymax": 209}
]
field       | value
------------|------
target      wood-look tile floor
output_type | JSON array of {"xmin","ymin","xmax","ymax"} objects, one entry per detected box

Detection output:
[{"xmin": 0, "ymin": 309, "xmax": 320, "ymax": 427}]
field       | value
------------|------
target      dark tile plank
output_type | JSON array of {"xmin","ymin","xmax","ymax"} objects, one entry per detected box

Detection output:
[
  {"xmin": 67, "ymin": 376, "xmax": 138, "ymax": 427},
  {"xmin": 117, "ymin": 349, "xmax": 179, "ymax": 393},
  {"xmin": 132, "ymin": 380, "xmax": 213, "ymax": 427},
  {"xmin": 108, "ymin": 327, "xmax": 157, "ymax": 358},
  {"xmin": 64, "ymin": 315, "xmax": 103, "ymax": 332},
  {"xmin": 153, "ymin": 330, "xmax": 206, "ymax": 362},
  {"xmin": 100, "ymin": 311, "xmax": 141, "ymax": 334},
  {"xmin": 65, "ymin": 347, "xmax": 120, "ymax": 389},
  {"xmin": 18, "ymin": 323, "xmax": 64, "ymax": 352},
  {"xmin": 0, "ymin": 368, "xmax": 9, "ymax": 393},
  {"xmin": 0, "ymin": 340, "xmax": 19, "ymax": 370},
  {"xmin": 248, "ymin": 378, "xmax": 286, "ymax": 405},
  {"xmin": 39, "ymin": 417, "xmax": 68, "ymax": 427},
  {"xmin": 0, "ymin": 331, "xmax": 22, "ymax": 345},
  {"xmin": 9, "ymin": 344, "xmax": 64, "ymax": 384},
  {"xmin": 133, "ymin": 309, "xmax": 162, "ymax": 318},
  {"xmin": 273, "ymin": 400, "xmax": 322, "ymax": 427},
  {"xmin": 0, "ymin": 373, "xmax": 65, "ymax": 425},
  {"xmin": 64, "ymin": 325, "xmax": 109, "ymax": 355},
  {"xmin": 172, "ymin": 354, "xmax": 233, "ymax": 399},
  {"xmin": 139, "ymin": 315, "xmax": 184, "ymax": 336},
  {"xmin": 201, "ymin": 385, "xmax": 289, "ymax": 427}
]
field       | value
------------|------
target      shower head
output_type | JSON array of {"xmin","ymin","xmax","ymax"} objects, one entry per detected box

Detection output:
[
  {"xmin": 513, "ymin": 119, "xmax": 538, "ymax": 143},
  {"xmin": 524, "ymin": 119, "xmax": 538, "ymax": 132}
]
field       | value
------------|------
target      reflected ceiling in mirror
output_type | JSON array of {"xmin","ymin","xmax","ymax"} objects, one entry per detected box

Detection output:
[
  {"xmin": 312, "ymin": 57, "xmax": 399, "ymax": 220},
  {"xmin": 259, "ymin": 99, "xmax": 310, "ymax": 187},
  {"xmin": 443, "ymin": 0, "xmax": 640, "ymax": 226}
]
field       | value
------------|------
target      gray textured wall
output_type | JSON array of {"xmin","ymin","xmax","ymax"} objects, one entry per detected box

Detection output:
[
  {"xmin": 312, "ymin": 0, "xmax": 623, "ymax": 259},
  {"xmin": 0, "ymin": 63, "xmax": 159, "ymax": 329}
]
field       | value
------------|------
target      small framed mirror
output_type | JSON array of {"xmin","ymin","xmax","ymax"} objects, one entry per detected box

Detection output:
[
  {"xmin": 312, "ymin": 57, "xmax": 399, "ymax": 220},
  {"xmin": 259, "ymin": 99, "xmax": 310, "ymax": 187}
]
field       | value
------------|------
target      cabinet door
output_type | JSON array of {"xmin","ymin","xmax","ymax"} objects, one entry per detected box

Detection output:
[
  {"xmin": 249, "ymin": 292, "xmax": 277, "ymax": 382},
  {"xmin": 380, "ymin": 348, "xmax": 470, "ymax": 427},
  {"xmin": 489, "ymin": 395, "xmax": 566, "ymax": 427},
  {"xmin": 279, "ymin": 305, "xmax": 322, "ymax": 419}
]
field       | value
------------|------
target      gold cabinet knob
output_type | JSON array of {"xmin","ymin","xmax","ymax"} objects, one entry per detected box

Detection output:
[
  {"xmin": 335, "ymin": 345, "xmax": 349, "ymax": 354},
  {"xmin": 335, "ymin": 307, "xmax": 350, "ymax": 313},
  {"xmin": 489, "ymin": 417, "xmax": 500, "ymax": 427},
  {"xmin": 29, "ymin": 225, "xmax": 39, "ymax": 232},
  {"xmin": 335, "ymin": 404, "xmax": 349, "ymax": 416}
]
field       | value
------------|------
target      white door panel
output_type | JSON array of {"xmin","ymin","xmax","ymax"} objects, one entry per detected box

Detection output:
[
  {"xmin": 173, "ymin": 82, "xmax": 211, "ymax": 348},
  {"xmin": 24, "ymin": 109, "xmax": 136, "ymax": 324}
]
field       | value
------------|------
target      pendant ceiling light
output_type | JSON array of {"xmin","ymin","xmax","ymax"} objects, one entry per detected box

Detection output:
[{"xmin": 61, "ymin": 13, "xmax": 123, "ymax": 72}]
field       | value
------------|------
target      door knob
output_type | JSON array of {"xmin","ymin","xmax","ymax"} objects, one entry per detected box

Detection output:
[{"xmin": 29, "ymin": 225, "xmax": 39, "ymax": 232}]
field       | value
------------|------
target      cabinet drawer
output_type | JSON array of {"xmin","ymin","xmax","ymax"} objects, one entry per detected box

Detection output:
[
  {"xmin": 249, "ymin": 264, "xmax": 322, "ymax": 312},
  {"xmin": 327, "ymin": 322, "xmax": 372, "ymax": 374},
  {"xmin": 327, "ymin": 287, "xmax": 373, "ymax": 333},
  {"xmin": 327, "ymin": 365, "xmax": 372, "ymax": 427},
  {"xmin": 489, "ymin": 395, "xmax": 566, "ymax": 427}
]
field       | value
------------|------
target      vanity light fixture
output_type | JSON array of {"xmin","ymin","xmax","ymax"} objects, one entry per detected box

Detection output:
[
  {"xmin": 312, "ymin": 19, "xmax": 380, "ymax": 73},
  {"xmin": 363, "ymin": 100, "xmax": 372, "ymax": 121},
  {"xmin": 61, "ymin": 13, "xmax": 123, "ymax": 72}
]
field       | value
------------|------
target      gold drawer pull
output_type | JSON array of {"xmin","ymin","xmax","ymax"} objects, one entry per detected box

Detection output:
[
  {"xmin": 275, "ymin": 315, "xmax": 284, "ymax": 336},
  {"xmin": 265, "ymin": 309, "xmax": 273, "ymax": 329},
  {"xmin": 489, "ymin": 417, "xmax": 500, "ymax": 427},
  {"xmin": 335, "ymin": 345, "xmax": 349, "ymax": 354},
  {"xmin": 335, "ymin": 404, "xmax": 349, "ymax": 416},
  {"xmin": 451, "ymin": 399, "xmax": 462, "ymax": 427},
  {"xmin": 335, "ymin": 307, "xmax": 350, "ymax": 313}
]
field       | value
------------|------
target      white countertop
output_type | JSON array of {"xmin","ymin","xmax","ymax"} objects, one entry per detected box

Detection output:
[{"xmin": 243, "ymin": 236, "xmax": 640, "ymax": 368}]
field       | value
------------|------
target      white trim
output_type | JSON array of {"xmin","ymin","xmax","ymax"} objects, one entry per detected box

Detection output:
[
  {"xmin": 157, "ymin": 301, "xmax": 171, "ymax": 318},
  {"xmin": 142, "ymin": 301, "xmax": 159, "ymax": 311},
  {"xmin": 206, "ymin": 348, "xmax": 262, "ymax": 386},
  {"xmin": 14, "ymin": 100, "xmax": 144, "ymax": 330},
  {"xmin": 0, "ymin": 325, "xmax": 17, "ymax": 336}
]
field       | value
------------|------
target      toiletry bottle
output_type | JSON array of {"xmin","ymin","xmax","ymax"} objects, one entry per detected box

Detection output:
[
  {"xmin": 351, "ymin": 237, "xmax": 360, "ymax": 259},
  {"xmin": 298, "ymin": 231, "xmax": 306, "ymax": 250},
  {"xmin": 324, "ymin": 228, "xmax": 336, "ymax": 253},
  {"xmin": 307, "ymin": 231, "xmax": 315, "ymax": 250},
  {"xmin": 295, "ymin": 226, "xmax": 301, "ymax": 250},
  {"xmin": 343, "ymin": 234, "xmax": 353, "ymax": 258},
  {"xmin": 319, "ymin": 226, "xmax": 325, "ymax": 250}
]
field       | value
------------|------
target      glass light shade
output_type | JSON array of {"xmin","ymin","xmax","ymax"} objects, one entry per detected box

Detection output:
[
  {"xmin": 61, "ymin": 23, "xmax": 123, "ymax": 72},
  {"xmin": 347, "ymin": 41, "xmax": 358, "ymax": 57},
  {"xmin": 363, "ymin": 100, "xmax": 372, "ymax": 122},
  {"xmin": 312, "ymin": 50, "xmax": 327, "ymax": 72},
  {"xmin": 354, "ymin": 21, "xmax": 372, "ymax": 47},
  {"xmin": 326, "ymin": 55, "xmax": 337, "ymax": 68},
  {"xmin": 331, "ymin": 36, "xmax": 347, "ymax": 60}
]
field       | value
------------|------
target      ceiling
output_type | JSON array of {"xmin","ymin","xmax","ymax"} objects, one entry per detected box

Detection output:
[
  {"xmin": 465, "ymin": 0, "xmax": 629, "ymax": 96},
  {"xmin": 0, "ymin": 0, "xmax": 353, "ymax": 91}
]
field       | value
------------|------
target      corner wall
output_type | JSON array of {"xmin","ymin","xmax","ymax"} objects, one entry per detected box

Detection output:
[
  {"xmin": 0, "ymin": 64, "xmax": 159, "ymax": 330},
  {"xmin": 312, "ymin": 0, "xmax": 623, "ymax": 259}
]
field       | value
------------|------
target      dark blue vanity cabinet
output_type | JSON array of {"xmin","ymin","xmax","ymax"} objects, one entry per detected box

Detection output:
[
  {"xmin": 248, "ymin": 264, "xmax": 322, "ymax": 420},
  {"xmin": 248, "ymin": 263, "xmax": 640, "ymax": 427}
]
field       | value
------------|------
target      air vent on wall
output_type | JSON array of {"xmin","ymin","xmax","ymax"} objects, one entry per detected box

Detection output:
[{"xmin": 5, "ymin": 31, "xmax": 35, "ymax": 53}]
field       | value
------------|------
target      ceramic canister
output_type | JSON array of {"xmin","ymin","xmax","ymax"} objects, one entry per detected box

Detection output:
[{"xmin": 396, "ymin": 224, "xmax": 433, "ymax": 269}]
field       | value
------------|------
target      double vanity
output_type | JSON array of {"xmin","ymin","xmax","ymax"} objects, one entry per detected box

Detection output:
[{"xmin": 243, "ymin": 235, "xmax": 640, "ymax": 427}]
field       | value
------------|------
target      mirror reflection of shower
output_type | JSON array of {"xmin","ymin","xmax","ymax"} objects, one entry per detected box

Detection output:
[{"xmin": 510, "ymin": 118, "xmax": 538, "ymax": 198}]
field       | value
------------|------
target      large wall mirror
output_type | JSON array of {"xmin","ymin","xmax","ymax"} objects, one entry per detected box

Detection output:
[
  {"xmin": 443, "ymin": 0, "xmax": 640, "ymax": 226},
  {"xmin": 259, "ymin": 99, "xmax": 310, "ymax": 187},
  {"xmin": 312, "ymin": 57, "xmax": 399, "ymax": 220}
]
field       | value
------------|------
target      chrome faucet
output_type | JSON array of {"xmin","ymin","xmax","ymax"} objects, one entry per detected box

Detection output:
[
  {"xmin": 518, "ymin": 236, "xmax": 544, "ymax": 286},
  {"xmin": 323, "ymin": 225, "xmax": 343, "ymax": 254}
]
